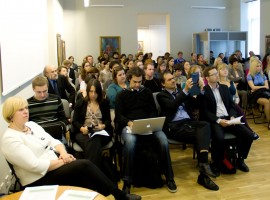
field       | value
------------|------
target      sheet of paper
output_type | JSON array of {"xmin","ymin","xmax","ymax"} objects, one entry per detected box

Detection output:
[
  {"xmin": 19, "ymin": 185, "xmax": 58, "ymax": 200},
  {"xmin": 89, "ymin": 130, "xmax": 110, "ymax": 138},
  {"xmin": 57, "ymin": 190, "xmax": 98, "ymax": 200},
  {"xmin": 226, "ymin": 116, "xmax": 245, "ymax": 125}
]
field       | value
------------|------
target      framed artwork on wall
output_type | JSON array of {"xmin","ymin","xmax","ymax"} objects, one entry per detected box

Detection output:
[
  {"xmin": 138, "ymin": 41, "xmax": 144, "ymax": 52},
  {"xmin": 100, "ymin": 36, "xmax": 121, "ymax": 57},
  {"xmin": 266, "ymin": 35, "xmax": 270, "ymax": 55},
  {"xmin": 56, "ymin": 34, "xmax": 62, "ymax": 66},
  {"xmin": 61, "ymin": 40, "xmax": 66, "ymax": 62}
]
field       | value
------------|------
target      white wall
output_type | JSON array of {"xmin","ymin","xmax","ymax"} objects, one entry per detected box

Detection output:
[
  {"xmin": 62, "ymin": 0, "xmax": 232, "ymax": 62},
  {"xmin": 0, "ymin": 0, "xmax": 64, "ymax": 194}
]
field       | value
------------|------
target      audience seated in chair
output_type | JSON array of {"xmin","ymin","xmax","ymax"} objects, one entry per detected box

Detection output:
[
  {"xmin": 44, "ymin": 64, "xmax": 75, "ymax": 109},
  {"xmin": 247, "ymin": 58, "xmax": 270, "ymax": 129},
  {"xmin": 114, "ymin": 67, "xmax": 177, "ymax": 194},
  {"xmin": 1, "ymin": 96, "xmax": 141, "ymax": 200},
  {"xmin": 27, "ymin": 76, "xmax": 70, "ymax": 142},
  {"xmin": 72, "ymin": 79, "xmax": 117, "ymax": 182},
  {"xmin": 202, "ymin": 66, "xmax": 254, "ymax": 174},
  {"xmin": 157, "ymin": 71, "xmax": 219, "ymax": 191},
  {"xmin": 107, "ymin": 65, "xmax": 129, "ymax": 109},
  {"xmin": 142, "ymin": 63, "xmax": 162, "ymax": 93}
]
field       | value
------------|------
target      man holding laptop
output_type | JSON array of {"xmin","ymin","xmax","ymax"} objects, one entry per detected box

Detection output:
[
  {"xmin": 115, "ymin": 67, "xmax": 176, "ymax": 194},
  {"xmin": 157, "ymin": 71, "xmax": 219, "ymax": 191}
]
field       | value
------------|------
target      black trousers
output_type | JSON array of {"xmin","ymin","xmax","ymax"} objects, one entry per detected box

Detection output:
[
  {"xmin": 168, "ymin": 119, "xmax": 211, "ymax": 151},
  {"xmin": 211, "ymin": 123, "xmax": 254, "ymax": 163},
  {"xmin": 75, "ymin": 134, "xmax": 111, "ymax": 169},
  {"xmin": 26, "ymin": 159, "xmax": 118, "ymax": 197}
]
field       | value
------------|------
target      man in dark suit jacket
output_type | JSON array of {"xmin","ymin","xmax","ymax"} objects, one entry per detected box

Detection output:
[
  {"xmin": 157, "ymin": 71, "xmax": 219, "ymax": 191},
  {"xmin": 203, "ymin": 66, "xmax": 254, "ymax": 173},
  {"xmin": 44, "ymin": 65, "xmax": 75, "ymax": 108}
]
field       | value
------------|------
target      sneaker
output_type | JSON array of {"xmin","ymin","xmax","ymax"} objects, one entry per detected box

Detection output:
[{"xmin": 166, "ymin": 180, "xmax": 177, "ymax": 193}]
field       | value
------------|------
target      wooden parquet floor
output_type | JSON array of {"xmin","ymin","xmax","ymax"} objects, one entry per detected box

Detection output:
[{"xmin": 107, "ymin": 118, "xmax": 270, "ymax": 200}]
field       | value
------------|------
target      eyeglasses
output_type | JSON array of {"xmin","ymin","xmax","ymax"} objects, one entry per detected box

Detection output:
[{"xmin": 209, "ymin": 72, "xmax": 218, "ymax": 76}]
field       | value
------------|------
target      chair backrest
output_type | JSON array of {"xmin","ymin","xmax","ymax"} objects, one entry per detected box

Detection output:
[
  {"xmin": 152, "ymin": 92, "xmax": 161, "ymax": 116},
  {"xmin": 6, "ymin": 160, "xmax": 24, "ymax": 192},
  {"xmin": 61, "ymin": 99, "xmax": 71, "ymax": 118}
]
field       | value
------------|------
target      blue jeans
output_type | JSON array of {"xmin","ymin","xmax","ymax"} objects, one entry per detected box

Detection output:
[{"xmin": 121, "ymin": 127, "xmax": 174, "ymax": 183}]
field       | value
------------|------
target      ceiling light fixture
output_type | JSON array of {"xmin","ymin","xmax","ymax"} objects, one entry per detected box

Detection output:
[
  {"xmin": 191, "ymin": 6, "xmax": 226, "ymax": 10},
  {"xmin": 84, "ymin": 0, "xmax": 90, "ymax": 7}
]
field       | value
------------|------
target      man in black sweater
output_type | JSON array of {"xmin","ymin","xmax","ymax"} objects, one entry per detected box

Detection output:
[{"xmin": 115, "ymin": 67, "xmax": 176, "ymax": 194}]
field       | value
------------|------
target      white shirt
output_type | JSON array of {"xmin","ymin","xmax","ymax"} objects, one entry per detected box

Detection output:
[
  {"xmin": 209, "ymin": 84, "xmax": 229, "ymax": 118},
  {"xmin": 1, "ymin": 121, "xmax": 62, "ymax": 186}
]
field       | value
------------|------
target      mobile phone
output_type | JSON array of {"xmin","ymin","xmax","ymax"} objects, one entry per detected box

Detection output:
[{"xmin": 191, "ymin": 72, "xmax": 199, "ymax": 84}]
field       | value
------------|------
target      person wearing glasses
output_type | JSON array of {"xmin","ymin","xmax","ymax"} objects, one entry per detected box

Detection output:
[{"xmin": 202, "ymin": 66, "xmax": 254, "ymax": 174}]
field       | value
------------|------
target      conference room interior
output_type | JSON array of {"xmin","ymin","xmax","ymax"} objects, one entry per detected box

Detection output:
[{"xmin": 1, "ymin": 0, "xmax": 270, "ymax": 199}]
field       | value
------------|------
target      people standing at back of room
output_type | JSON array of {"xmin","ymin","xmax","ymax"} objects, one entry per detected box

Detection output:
[
  {"xmin": 174, "ymin": 51, "xmax": 185, "ymax": 64},
  {"xmin": 44, "ymin": 64, "xmax": 75, "ymax": 109}
]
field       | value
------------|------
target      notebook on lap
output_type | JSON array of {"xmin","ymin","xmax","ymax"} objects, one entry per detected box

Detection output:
[{"xmin": 128, "ymin": 117, "xmax": 165, "ymax": 135}]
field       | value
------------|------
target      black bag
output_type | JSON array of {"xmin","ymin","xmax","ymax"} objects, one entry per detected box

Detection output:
[
  {"xmin": 133, "ymin": 146, "xmax": 164, "ymax": 189},
  {"xmin": 220, "ymin": 144, "xmax": 237, "ymax": 174},
  {"xmin": 41, "ymin": 122, "xmax": 67, "ymax": 140}
]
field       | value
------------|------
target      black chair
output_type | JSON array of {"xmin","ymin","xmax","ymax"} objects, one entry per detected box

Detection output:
[
  {"xmin": 6, "ymin": 160, "xmax": 24, "ymax": 193},
  {"xmin": 152, "ymin": 92, "xmax": 196, "ymax": 159}
]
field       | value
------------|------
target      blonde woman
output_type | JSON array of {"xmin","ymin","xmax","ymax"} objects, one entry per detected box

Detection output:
[
  {"xmin": 212, "ymin": 57, "xmax": 223, "ymax": 68},
  {"xmin": 218, "ymin": 63, "xmax": 259, "ymax": 139},
  {"xmin": 1, "ymin": 96, "xmax": 141, "ymax": 200},
  {"xmin": 247, "ymin": 58, "xmax": 270, "ymax": 129}
]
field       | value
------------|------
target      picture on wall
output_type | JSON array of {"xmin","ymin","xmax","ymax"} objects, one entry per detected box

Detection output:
[
  {"xmin": 266, "ymin": 35, "xmax": 270, "ymax": 55},
  {"xmin": 100, "ymin": 36, "xmax": 121, "ymax": 57},
  {"xmin": 138, "ymin": 41, "xmax": 144, "ymax": 52},
  {"xmin": 56, "ymin": 34, "xmax": 62, "ymax": 66},
  {"xmin": 62, "ymin": 40, "xmax": 66, "ymax": 62}
]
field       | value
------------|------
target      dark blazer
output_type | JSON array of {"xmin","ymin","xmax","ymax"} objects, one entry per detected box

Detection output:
[
  {"xmin": 72, "ymin": 95, "xmax": 113, "ymax": 137},
  {"xmin": 69, "ymin": 68, "xmax": 76, "ymax": 84},
  {"xmin": 202, "ymin": 83, "xmax": 237, "ymax": 123},
  {"xmin": 48, "ymin": 75, "xmax": 75, "ymax": 106},
  {"xmin": 157, "ymin": 89, "xmax": 198, "ymax": 133}
]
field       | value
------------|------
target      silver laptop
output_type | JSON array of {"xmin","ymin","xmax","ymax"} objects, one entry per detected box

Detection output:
[{"xmin": 128, "ymin": 117, "xmax": 165, "ymax": 135}]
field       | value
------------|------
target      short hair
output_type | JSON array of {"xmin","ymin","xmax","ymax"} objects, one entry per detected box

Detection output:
[
  {"xmin": 174, "ymin": 63, "xmax": 184, "ymax": 71},
  {"xmin": 112, "ymin": 65, "xmax": 124, "ymax": 83},
  {"xmin": 57, "ymin": 66, "xmax": 68, "ymax": 73},
  {"xmin": 126, "ymin": 67, "xmax": 145, "ymax": 81},
  {"xmin": 143, "ymin": 62, "xmax": 154, "ymax": 70},
  {"xmin": 203, "ymin": 66, "xmax": 216, "ymax": 77},
  {"xmin": 160, "ymin": 71, "xmax": 172, "ymax": 84},
  {"xmin": 68, "ymin": 56, "xmax": 74, "ymax": 60},
  {"xmin": 177, "ymin": 51, "xmax": 183, "ymax": 55},
  {"xmin": 2, "ymin": 96, "xmax": 28, "ymax": 123},
  {"xmin": 32, "ymin": 75, "xmax": 49, "ymax": 89},
  {"xmin": 62, "ymin": 59, "xmax": 72, "ymax": 66},
  {"xmin": 109, "ymin": 60, "xmax": 120, "ymax": 69},
  {"xmin": 229, "ymin": 57, "xmax": 239, "ymax": 65}
]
